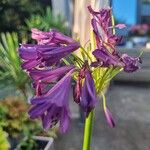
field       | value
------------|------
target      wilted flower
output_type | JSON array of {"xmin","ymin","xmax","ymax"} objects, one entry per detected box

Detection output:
[
  {"xmin": 88, "ymin": 6, "xmax": 124, "ymax": 49},
  {"xmin": 88, "ymin": 6, "xmax": 141, "ymax": 73},
  {"xmin": 121, "ymin": 54, "xmax": 141, "ymax": 72}
]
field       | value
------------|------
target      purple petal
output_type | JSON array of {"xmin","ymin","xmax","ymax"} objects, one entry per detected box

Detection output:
[
  {"xmin": 41, "ymin": 43, "xmax": 80, "ymax": 58},
  {"xmin": 29, "ymin": 65, "xmax": 74, "ymax": 81},
  {"xmin": 80, "ymin": 71, "xmax": 98, "ymax": 116},
  {"xmin": 19, "ymin": 47, "xmax": 38, "ymax": 60},
  {"xmin": 60, "ymin": 108, "xmax": 71, "ymax": 133},
  {"xmin": 29, "ymin": 102, "xmax": 51, "ymax": 119},
  {"xmin": 21, "ymin": 59, "xmax": 42, "ymax": 70}
]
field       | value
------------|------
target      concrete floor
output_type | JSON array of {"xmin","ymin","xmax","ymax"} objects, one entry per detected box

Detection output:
[{"xmin": 54, "ymin": 82, "xmax": 150, "ymax": 150}]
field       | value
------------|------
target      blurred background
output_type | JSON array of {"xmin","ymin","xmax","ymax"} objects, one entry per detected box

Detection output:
[{"xmin": 0, "ymin": 0, "xmax": 150, "ymax": 150}]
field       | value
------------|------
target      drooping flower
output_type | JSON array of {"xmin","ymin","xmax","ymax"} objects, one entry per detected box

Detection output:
[
  {"xmin": 29, "ymin": 69, "xmax": 74, "ymax": 133},
  {"xmin": 19, "ymin": 42, "xmax": 80, "ymax": 70},
  {"xmin": 74, "ymin": 62, "xmax": 97, "ymax": 117},
  {"xmin": 104, "ymin": 107, "xmax": 115, "ymax": 128},
  {"xmin": 73, "ymin": 62, "xmax": 88, "ymax": 103},
  {"xmin": 80, "ymin": 71, "xmax": 98, "ymax": 117}
]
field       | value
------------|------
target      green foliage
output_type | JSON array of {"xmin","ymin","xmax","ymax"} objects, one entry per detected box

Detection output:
[
  {"xmin": 0, "ymin": 127, "xmax": 10, "ymax": 150},
  {"xmin": 0, "ymin": 96, "xmax": 57, "ymax": 139},
  {"xmin": 23, "ymin": 7, "xmax": 68, "ymax": 34},
  {"xmin": 0, "ymin": 97, "xmax": 29, "ymax": 137},
  {"xmin": 0, "ymin": 0, "xmax": 51, "ymax": 32},
  {"xmin": 0, "ymin": 32, "xmax": 29, "ymax": 98},
  {"xmin": 16, "ymin": 135, "xmax": 38, "ymax": 150}
]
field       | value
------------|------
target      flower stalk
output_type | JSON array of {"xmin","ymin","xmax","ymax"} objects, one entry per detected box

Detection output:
[{"xmin": 83, "ymin": 110, "xmax": 94, "ymax": 150}]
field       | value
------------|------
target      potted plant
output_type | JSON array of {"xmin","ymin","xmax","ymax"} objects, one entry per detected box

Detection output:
[
  {"xmin": 15, "ymin": 134, "xmax": 54, "ymax": 150},
  {"xmin": 0, "ymin": 96, "xmax": 56, "ymax": 149}
]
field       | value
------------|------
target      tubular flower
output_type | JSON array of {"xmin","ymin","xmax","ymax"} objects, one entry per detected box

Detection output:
[
  {"xmin": 19, "ymin": 43, "xmax": 80, "ymax": 70},
  {"xmin": 29, "ymin": 69, "xmax": 74, "ymax": 133},
  {"xmin": 80, "ymin": 71, "xmax": 98, "ymax": 117},
  {"xmin": 31, "ymin": 28, "xmax": 76, "ymax": 45},
  {"xmin": 31, "ymin": 65, "xmax": 74, "ymax": 95},
  {"xmin": 74, "ymin": 62, "xmax": 98, "ymax": 117},
  {"xmin": 104, "ymin": 107, "xmax": 115, "ymax": 128}
]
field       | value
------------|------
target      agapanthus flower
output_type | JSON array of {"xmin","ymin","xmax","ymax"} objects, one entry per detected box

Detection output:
[
  {"xmin": 30, "ymin": 65, "xmax": 74, "ymax": 95},
  {"xmin": 88, "ymin": 6, "xmax": 124, "ymax": 49},
  {"xmin": 88, "ymin": 6, "xmax": 141, "ymax": 73},
  {"xmin": 32, "ymin": 28, "xmax": 76, "ymax": 45},
  {"xmin": 19, "ymin": 43, "xmax": 80, "ymax": 70},
  {"xmin": 29, "ymin": 69, "xmax": 74, "ymax": 133},
  {"xmin": 92, "ymin": 47, "xmax": 123, "ymax": 67},
  {"xmin": 80, "ymin": 71, "xmax": 98, "ymax": 117},
  {"xmin": 74, "ymin": 62, "xmax": 98, "ymax": 117},
  {"xmin": 92, "ymin": 47, "xmax": 141, "ymax": 72},
  {"xmin": 121, "ymin": 54, "xmax": 142, "ymax": 72}
]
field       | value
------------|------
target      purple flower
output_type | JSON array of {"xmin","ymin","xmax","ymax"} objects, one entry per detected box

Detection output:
[
  {"xmin": 32, "ymin": 28, "xmax": 75, "ymax": 45},
  {"xmin": 19, "ymin": 42, "xmax": 80, "ymax": 70},
  {"xmin": 92, "ymin": 48, "xmax": 141, "ymax": 73},
  {"xmin": 104, "ymin": 108, "xmax": 115, "ymax": 128},
  {"xmin": 80, "ymin": 71, "xmax": 98, "ymax": 117},
  {"xmin": 73, "ymin": 63, "xmax": 88, "ymax": 103},
  {"xmin": 73, "ymin": 62, "xmax": 97, "ymax": 116},
  {"xmin": 30, "ymin": 65, "xmax": 74, "ymax": 96},
  {"xmin": 92, "ymin": 47, "xmax": 123, "ymax": 67},
  {"xmin": 29, "ymin": 69, "xmax": 74, "ymax": 133},
  {"xmin": 121, "ymin": 54, "xmax": 141, "ymax": 72},
  {"xmin": 88, "ymin": 6, "xmax": 123, "ymax": 49}
]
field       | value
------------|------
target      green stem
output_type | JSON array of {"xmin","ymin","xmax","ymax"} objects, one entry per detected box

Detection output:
[{"xmin": 82, "ymin": 110, "xmax": 94, "ymax": 150}]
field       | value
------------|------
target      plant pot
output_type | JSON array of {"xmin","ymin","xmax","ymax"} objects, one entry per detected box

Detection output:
[{"xmin": 33, "ymin": 136, "xmax": 54, "ymax": 150}]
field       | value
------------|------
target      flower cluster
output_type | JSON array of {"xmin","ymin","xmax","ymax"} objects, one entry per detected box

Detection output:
[
  {"xmin": 19, "ymin": 6, "xmax": 141, "ymax": 133},
  {"xmin": 88, "ymin": 6, "xmax": 141, "ymax": 73}
]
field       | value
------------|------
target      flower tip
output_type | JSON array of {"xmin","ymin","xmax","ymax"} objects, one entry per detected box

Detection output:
[{"xmin": 104, "ymin": 108, "xmax": 115, "ymax": 128}]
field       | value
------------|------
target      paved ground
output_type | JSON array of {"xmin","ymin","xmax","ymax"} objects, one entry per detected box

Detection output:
[{"xmin": 54, "ymin": 82, "xmax": 150, "ymax": 150}]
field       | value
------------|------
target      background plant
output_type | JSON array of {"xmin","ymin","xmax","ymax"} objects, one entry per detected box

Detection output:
[
  {"xmin": 0, "ymin": 0, "xmax": 51, "ymax": 33},
  {"xmin": 0, "ymin": 97, "xmax": 29, "ymax": 137},
  {"xmin": 24, "ymin": 7, "xmax": 67, "ymax": 33},
  {"xmin": 0, "ymin": 32, "xmax": 30, "ymax": 98},
  {"xmin": 0, "ymin": 127, "xmax": 10, "ymax": 150}
]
